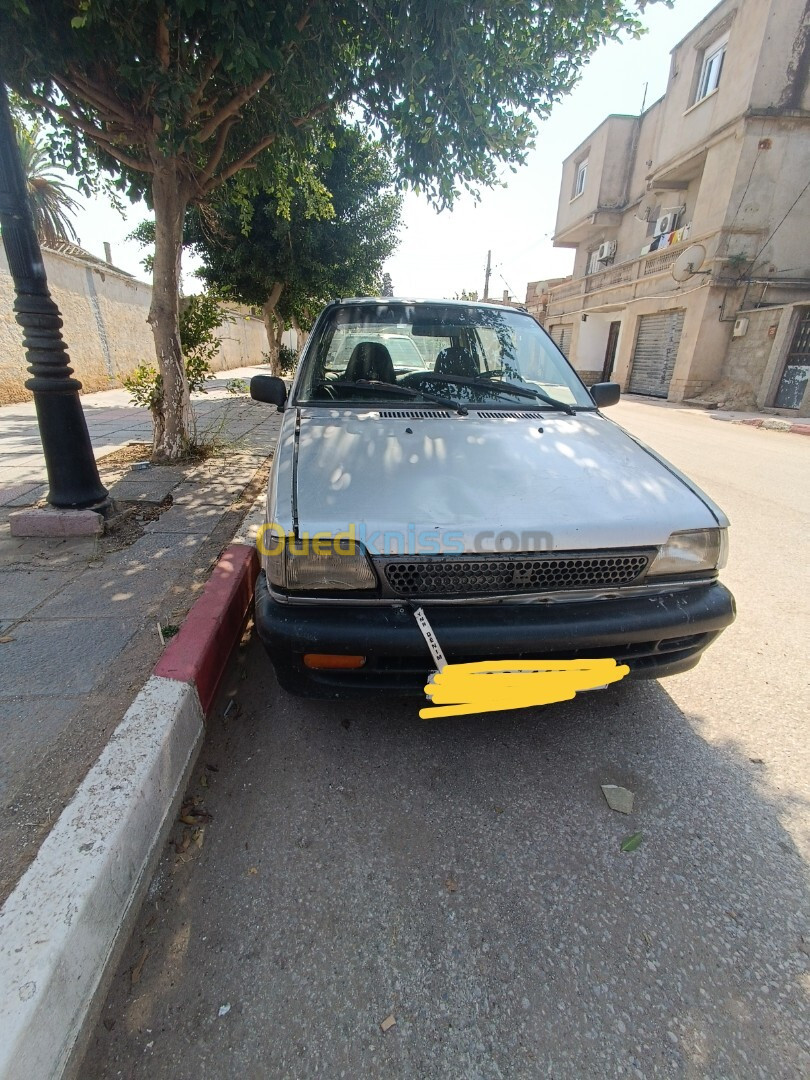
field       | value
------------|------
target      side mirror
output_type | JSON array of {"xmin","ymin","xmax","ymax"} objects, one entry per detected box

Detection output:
[
  {"xmin": 590, "ymin": 382, "xmax": 621, "ymax": 408},
  {"xmin": 250, "ymin": 375, "xmax": 287, "ymax": 410}
]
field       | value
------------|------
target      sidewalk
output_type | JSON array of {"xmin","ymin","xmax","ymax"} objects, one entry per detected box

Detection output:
[
  {"xmin": 0, "ymin": 368, "xmax": 279, "ymax": 902},
  {"xmin": 622, "ymin": 393, "xmax": 810, "ymax": 435}
]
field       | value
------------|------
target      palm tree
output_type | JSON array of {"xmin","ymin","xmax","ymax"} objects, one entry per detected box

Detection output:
[{"xmin": 13, "ymin": 116, "xmax": 80, "ymax": 245}]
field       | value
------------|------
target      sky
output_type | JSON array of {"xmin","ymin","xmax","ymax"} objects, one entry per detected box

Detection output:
[{"xmin": 68, "ymin": 0, "xmax": 720, "ymax": 300}]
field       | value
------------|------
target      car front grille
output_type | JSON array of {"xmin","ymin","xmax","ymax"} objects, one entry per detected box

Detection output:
[{"xmin": 379, "ymin": 551, "xmax": 652, "ymax": 598}]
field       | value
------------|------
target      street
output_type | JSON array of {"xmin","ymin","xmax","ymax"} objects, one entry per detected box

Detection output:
[{"xmin": 82, "ymin": 399, "xmax": 810, "ymax": 1079}]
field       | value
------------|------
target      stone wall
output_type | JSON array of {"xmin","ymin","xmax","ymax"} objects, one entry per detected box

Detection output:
[
  {"xmin": 0, "ymin": 246, "xmax": 267, "ymax": 404},
  {"xmin": 721, "ymin": 306, "xmax": 784, "ymax": 401}
]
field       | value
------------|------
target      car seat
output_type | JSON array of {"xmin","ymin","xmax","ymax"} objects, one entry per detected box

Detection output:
[
  {"xmin": 434, "ymin": 346, "xmax": 478, "ymax": 378},
  {"xmin": 344, "ymin": 342, "xmax": 396, "ymax": 383}
]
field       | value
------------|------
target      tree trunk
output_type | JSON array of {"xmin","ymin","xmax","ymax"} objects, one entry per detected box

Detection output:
[
  {"xmin": 291, "ymin": 314, "xmax": 305, "ymax": 355},
  {"xmin": 150, "ymin": 403, "xmax": 166, "ymax": 458},
  {"xmin": 262, "ymin": 282, "xmax": 284, "ymax": 376},
  {"xmin": 147, "ymin": 162, "xmax": 191, "ymax": 461}
]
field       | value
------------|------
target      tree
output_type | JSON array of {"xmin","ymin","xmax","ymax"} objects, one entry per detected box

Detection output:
[
  {"xmin": 123, "ymin": 291, "xmax": 225, "ymax": 451},
  {"xmin": 381, "ymin": 272, "xmax": 394, "ymax": 297},
  {"xmin": 190, "ymin": 125, "xmax": 402, "ymax": 372},
  {"xmin": 12, "ymin": 110, "xmax": 80, "ymax": 244},
  {"xmin": 1, "ymin": 1, "xmax": 647, "ymax": 459}
]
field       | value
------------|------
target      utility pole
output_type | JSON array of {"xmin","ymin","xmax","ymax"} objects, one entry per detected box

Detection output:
[
  {"xmin": 483, "ymin": 249, "xmax": 491, "ymax": 301},
  {"xmin": 0, "ymin": 80, "xmax": 107, "ymax": 510}
]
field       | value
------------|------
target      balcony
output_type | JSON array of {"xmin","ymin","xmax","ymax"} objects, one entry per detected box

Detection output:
[{"xmin": 547, "ymin": 230, "xmax": 720, "ymax": 317}]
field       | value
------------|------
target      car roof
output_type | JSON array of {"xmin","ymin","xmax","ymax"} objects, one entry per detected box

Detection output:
[{"xmin": 333, "ymin": 296, "xmax": 530, "ymax": 315}]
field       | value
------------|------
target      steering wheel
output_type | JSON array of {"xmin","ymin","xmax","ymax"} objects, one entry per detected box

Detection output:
[
  {"xmin": 313, "ymin": 380, "xmax": 338, "ymax": 400},
  {"xmin": 399, "ymin": 371, "xmax": 437, "ymax": 389}
]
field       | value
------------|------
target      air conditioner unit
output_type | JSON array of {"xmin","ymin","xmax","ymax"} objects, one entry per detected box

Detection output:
[
  {"xmin": 597, "ymin": 240, "xmax": 617, "ymax": 262},
  {"xmin": 654, "ymin": 207, "xmax": 685, "ymax": 236}
]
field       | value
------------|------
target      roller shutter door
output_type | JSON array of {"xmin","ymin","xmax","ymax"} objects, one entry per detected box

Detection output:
[
  {"xmin": 629, "ymin": 310, "xmax": 685, "ymax": 398},
  {"xmin": 550, "ymin": 323, "xmax": 573, "ymax": 358}
]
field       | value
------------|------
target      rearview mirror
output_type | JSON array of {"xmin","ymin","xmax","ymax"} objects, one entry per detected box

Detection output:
[
  {"xmin": 250, "ymin": 375, "xmax": 287, "ymax": 410},
  {"xmin": 590, "ymin": 382, "xmax": 621, "ymax": 408}
]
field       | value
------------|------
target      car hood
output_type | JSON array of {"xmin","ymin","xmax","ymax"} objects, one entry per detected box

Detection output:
[{"xmin": 277, "ymin": 408, "xmax": 722, "ymax": 554}]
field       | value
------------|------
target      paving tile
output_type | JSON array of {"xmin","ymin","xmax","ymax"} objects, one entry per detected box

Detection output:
[
  {"xmin": 0, "ymin": 483, "xmax": 42, "ymax": 508},
  {"xmin": 0, "ymin": 618, "xmax": 138, "ymax": 697},
  {"xmin": 0, "ymin": 695, "xmax": 86, "ymax": 798},
  {"xmin": 142, "ymin": 504, "xmax": 230, "ymax": 534},
  {"xmin": 108, "ymin": 531, "xmax": 209, "ymax": 569},
  {"xmin": 33, "ymin": 563, "xmax": 176, "ymax": 619},
  {"xmin": 107, "ymin": 477, "xmax": 180, "ymax": 503},
  {"xmin": 0, "ymin": 569, "xmax": 82, "ymax": 620},
  {"xmin": 0, "ymin": 533, "xmax": 99, "ymax": 571},
  {"xmin": 5, "ymin": 485, "xmax": 48, "ymax": 508},
  {"xmin": 0, "ymin": 465, "xmax": 44, "ymax": 485}
]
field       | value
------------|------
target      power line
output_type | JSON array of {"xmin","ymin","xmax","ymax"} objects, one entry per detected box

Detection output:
[
  {"xmin": 727, "ymin": 143, "xmax": 763, "ymax": 237},
  {"xmin": 495, "ymin": 264, "xmax": 517, "ymax": 297},
  {"xmin": 751, "ymin": 175, "xmax": 810, "ymax": 267}
]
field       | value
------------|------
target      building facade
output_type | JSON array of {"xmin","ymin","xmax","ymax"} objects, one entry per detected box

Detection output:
[
  {"xmin": 545, "ymin": 0, "xmax": 810, "ymax": 412},
  {"xmin": 524, "ymin": 277, "xmax": 571, "ymax": 326}
]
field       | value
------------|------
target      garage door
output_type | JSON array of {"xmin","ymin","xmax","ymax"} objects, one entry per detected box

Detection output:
[
  {"xmin": 628, "ymin": 310, "xmax": 685, "ymax": 398},
  {"xmin": 550, "ymin": 324, "xmax": 573, "ymax": 358}
]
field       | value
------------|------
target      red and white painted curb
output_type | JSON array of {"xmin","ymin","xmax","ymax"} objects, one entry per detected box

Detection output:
[
  {"xmin": 0, "ymin": 541, "xmax": 260, "ymax": 1080},
  {"xmin": 721, "ymin": 417, "xmax": 810, "ymax": 436}
]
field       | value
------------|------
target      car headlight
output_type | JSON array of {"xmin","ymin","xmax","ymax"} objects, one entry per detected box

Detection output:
[
  {"xmin": 260, "ymin": 527, "xmax": 377, "ymax": 591},
  {"xmin": 647, "ymin": 528, "xmax": 728, "ymax": 577}
]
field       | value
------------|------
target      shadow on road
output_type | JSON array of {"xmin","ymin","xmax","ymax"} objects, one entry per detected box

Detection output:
[{"xmin": 83, "ymin": 634, "xmax": 810, "ymax": 1079}]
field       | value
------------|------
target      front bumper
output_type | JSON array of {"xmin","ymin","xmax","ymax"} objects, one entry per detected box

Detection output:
[{"xmin": 254, "ymin": 573, "xmax": 736, "ymax": 697}]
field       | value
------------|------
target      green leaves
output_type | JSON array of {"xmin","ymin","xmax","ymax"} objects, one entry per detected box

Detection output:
[
  {"xmin": 190, "ymin": 123, "xmax": 402, "ymax": 326},
  {"xmin": 620, "ymin": 832, "xmax": 644, "ymax": 853},
  {"xmin": 1, "ymin": 1, "xmax": 649, "ymax": 208}
]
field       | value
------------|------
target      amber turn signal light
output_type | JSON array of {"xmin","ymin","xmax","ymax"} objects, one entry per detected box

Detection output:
[{"xmin": 303, "ymin": 653, "xmax": 366, "ymax": 670}]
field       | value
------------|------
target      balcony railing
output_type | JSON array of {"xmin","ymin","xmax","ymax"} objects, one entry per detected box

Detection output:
[
  {"xmin": 584, "ymin": 261, "xmax": 635, "ymax": 293},
  {"xmin": 548, "ymin": 230, "xmax": 720, "ymax": 314},
  {"xmin": 550, "ymin": 278, "xmax": 584, "ymax": 301}
]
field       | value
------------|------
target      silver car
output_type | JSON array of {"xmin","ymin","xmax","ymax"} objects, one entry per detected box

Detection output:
[{"xmin": 250, "ymin": 299, "xmax": 735, "ymax": 696}]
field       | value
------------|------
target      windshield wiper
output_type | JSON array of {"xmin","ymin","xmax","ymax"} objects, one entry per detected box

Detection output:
[
  {"xmin": 329, "ymin": 379, "xmax": 468, "ymax": 416},
  {"xmin": 422, "ymin": 372, "xmax": 576, "ymax": 415}
]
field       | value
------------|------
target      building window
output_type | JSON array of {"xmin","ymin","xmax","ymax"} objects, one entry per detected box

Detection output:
[
  {"xmin": 587, "ymin": 250, "xmax": 601, "ymax": 275},
  {"xmin": 696, "ymin": 34, "xmax": 727, "ymax": 102},
  {"xmin": 573, "ymin": 159, "xmax": 588, "ymax": 199}
]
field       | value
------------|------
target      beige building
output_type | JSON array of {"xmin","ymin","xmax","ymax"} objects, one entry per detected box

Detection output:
[
  {"xmin": 524, "ymin": 277, "xmax": 571, "ymax": 326},
  {"xmin": 545, "ymin": 0, "xmax": 810, "ymax": 412}
]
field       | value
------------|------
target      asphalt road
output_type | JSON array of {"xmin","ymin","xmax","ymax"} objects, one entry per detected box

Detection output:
[{"xmin": 83, "ymin": 398, "xmax": 810, "ymax": 1079}]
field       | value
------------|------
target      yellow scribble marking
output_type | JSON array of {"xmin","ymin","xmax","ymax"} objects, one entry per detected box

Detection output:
[{"xmin": 420, "ymin": 658, "xmax": 629, "ymax": 719}]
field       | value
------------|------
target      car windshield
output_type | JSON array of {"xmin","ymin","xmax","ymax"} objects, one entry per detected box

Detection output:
[{"xmin": 296, "ymin": 302, "xmax": 594, "ymax": 409}]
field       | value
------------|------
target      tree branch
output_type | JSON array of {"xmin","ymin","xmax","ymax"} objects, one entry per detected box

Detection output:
[
  {"xmin": 200, "ymin": 96, "xmax": 336, "ymax": 195},
  {"xmin": 156, "ymin": 11, "xmax": 170, "ymax": 71},
  {"xmin": 60, "ymin": 70, "xmax": 135, "ymax": 126},
  {"xmin": 194, "ymin": 71, "xmax": 274, "ymax": 143},
  {"xmin": 23, "ymin": 89, "xmax": 154, "ymax": 174},
  {"xmin": 198, "ymin": 115, "xmax": 236, "ymax": 187},
  {"xmin": 202, "ymin": 130, "xmax": 277, "ymax": 193},
  {"xmin": 291, "ymin": 99, "xmax": 335, "ymax": 127},
  {"xmin": 187, "ymin": 53, "xmax": 222, "ymax": 119}
]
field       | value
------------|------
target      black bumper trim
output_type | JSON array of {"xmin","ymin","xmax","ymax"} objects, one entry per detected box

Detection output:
[{"xmin": 254, "ymin": 572, "xmax": 735, "ymax": 696}]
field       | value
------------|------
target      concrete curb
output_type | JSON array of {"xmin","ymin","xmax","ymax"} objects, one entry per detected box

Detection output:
[
  {"xmin": 714, "ymin": 416, "xmax": 810, "ymax": 436},
  {"xmin": 154, "ymin": 543, "xmax": 259, "ymax": 713},
  {"xmin": 0, "ymin": 540, "xmax": 260, "ymax": 1079}
]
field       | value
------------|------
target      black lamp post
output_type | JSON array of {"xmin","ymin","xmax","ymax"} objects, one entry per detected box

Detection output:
[{"xmin": 0, "ymin": 80, "xmax": 108, "ymax": 511}]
